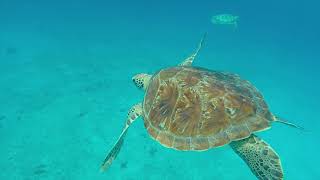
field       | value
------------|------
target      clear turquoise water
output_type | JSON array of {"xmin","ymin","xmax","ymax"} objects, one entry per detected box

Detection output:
[{"xmin": 0, "ymin": 0, "xmax": 319, "ymax": 179}]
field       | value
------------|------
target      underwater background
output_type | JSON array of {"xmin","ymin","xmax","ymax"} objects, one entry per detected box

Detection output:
[{"xmin": 0, "ymin": 0, "xmax": 319, "ymax": 179}]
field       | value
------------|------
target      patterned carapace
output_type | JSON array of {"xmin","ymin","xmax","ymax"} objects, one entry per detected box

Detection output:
[{"xmin": 143, "ymin": 66, "xmax": 273, "ymax": 151}]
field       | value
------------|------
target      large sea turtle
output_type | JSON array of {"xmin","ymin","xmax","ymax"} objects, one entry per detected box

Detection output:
[{"xmin": 100, "ymin": 34, "xmax": 298, "ymax": 179}]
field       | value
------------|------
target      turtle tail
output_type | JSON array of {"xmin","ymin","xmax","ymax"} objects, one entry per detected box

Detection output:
[{"xmin": 272, "ymin": 115, "xmax": 305, "ymax": 131}]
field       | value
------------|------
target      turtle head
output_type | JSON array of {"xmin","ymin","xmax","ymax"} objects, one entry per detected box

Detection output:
[{"xmin": 132, "ymin": 73, "xmax": 152, "ymax": 90}]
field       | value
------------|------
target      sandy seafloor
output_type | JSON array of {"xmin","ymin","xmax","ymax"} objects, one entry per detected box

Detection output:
[{"xmin": 0, "ymin": 0, "xmax": 320, "ymax": 180}]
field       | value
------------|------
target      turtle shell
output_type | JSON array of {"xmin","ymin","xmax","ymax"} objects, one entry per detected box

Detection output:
[{"xmin": 143, "ymin": 66, "xmax": 272, "ymax": 151}]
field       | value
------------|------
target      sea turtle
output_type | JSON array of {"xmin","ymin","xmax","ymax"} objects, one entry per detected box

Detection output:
[
  {"xmin": 100, "ymin": 34, "xmax": 299, "ymax": 179},
  {"xmin": 211, "ymin": 14, "xmax": 239, "ymax": 28}
]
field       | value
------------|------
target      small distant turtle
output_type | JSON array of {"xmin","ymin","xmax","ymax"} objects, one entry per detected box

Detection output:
[
  {"xmin": 211, "ymin": 14, "xmax": 239, "ymax": 28},
  {"xmin": 101, "ymin": 34, "xmax": 300, "ymax": 179}
]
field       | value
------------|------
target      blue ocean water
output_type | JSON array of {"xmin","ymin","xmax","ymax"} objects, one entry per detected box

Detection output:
[{"xmin": 1, "ymin": 0, "xmax": 319, "ymax": 179}]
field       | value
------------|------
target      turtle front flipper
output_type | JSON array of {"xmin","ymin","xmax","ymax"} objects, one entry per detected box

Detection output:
[
  {"xmin": 100, "ymin": 103, "xmax": 142, "ymax": 172},
  {"xmin": 230, "ymin": 134, "xmax": 284, "ymax": 180},
  {"xmin": 179, "ymin": 33, "xmax": 206, "ymax": 66}
]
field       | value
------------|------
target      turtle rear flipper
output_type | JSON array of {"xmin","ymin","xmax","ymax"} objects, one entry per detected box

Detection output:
[
  {"xmin": 100, "ymin": 103, "xmax": 142, "ymax": 171},
  {"xmin": 230, "ymin": 135, "xmax": 284, "ymax": 180}
]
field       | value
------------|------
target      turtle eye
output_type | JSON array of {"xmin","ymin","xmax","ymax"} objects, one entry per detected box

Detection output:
[{"xmin": 132, "ymin": 79, "xmax": 138, "ymax": 86}]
